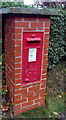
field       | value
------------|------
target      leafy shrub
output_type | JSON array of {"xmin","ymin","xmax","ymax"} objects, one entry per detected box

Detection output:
[
  {"xmin": 0, "ymin": 1, "xmax": 24, "ymax": 8},
  {"xmin": 64, "ymin": 11, "xmax": 66, "ymax": 55},
  {"xmin": 0, "ymin": 1, "xmax": 34, "ymax": 8},
  {"xmin": 48, "ymin": 10, "xmax": 66, "ymax": 69}
]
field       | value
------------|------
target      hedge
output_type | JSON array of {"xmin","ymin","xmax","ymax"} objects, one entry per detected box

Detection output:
[
  {"xmin": 48, "ymin": 10, "xmax": 66, "ymax": 69},
  {"xmin": 0, "ymin": 1, "xmax": 34, "ymax": 8}
]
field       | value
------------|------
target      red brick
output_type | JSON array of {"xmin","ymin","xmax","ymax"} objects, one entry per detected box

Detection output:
[
  {"xmin": 14, "ymin": 104, "xmax": 21, "ymax": 110},
  {"xmin": 14, "ymin": 69, "xmax": 21, "ymax": 74},
  {"xmin": 43, "ymin": 54, "xmax": 48, "ymax": 59},
  {"xmin": 35, "ymin": 97, "xmax": 45, "ymax": 103},
  {"xmin": 40, "ymin": 93, "xmax": 45, "ymax": 97},
  {"xmin": 24, "ymin": 17, "xmax": 37, "ymax": 21},
  {"xmin": 12, "ymin": 28, "xmax": 22, "ymax": 33},
  {"xmin": 45, "ymin": 34, "xmax": 50, "ymax": 38},
  {"xmin": 28, "ymin": 95, "xmax": 39, "ymax": 101},
  {"xmin": 37, "ymin": 28, "xmax": 43, "ymax": 30},
  {"xmin": 44, "ymin": 44, "xmax": 49, "ymax": 49},
  {"xmin": 44, "ymin": 49, "xmax": 48, "ymax": 54},
  {"xmin": 24, "ymin": 28, "xmax": 36, "ymax": 31},
  {"xmin": 14, "ymin": 79, "xmax": 21, "ymax": 84},
  {"xmin": 14, "ymin": 58, "xmax": 21, "ymax": 63},
  {"xmin": 14, "ymin": 107, "xmax": 27, "ymax": 115},
  {"xmin": 29, "ymin": 86, "xmax": 40, "ymax": 91},
  {"xmin": 12, "ymin": 34, "xmax": 21, "ymax": 39},
  {"xmin": 22, "ymin": 92, "xmax": 34, "ymax": 98},
  {"xmin": 21, "ymin": 22, "xmax": 29, "ymax": 27},
  {"xmin": 43, "ymin": 60, "xmax": 48, "ymax": 64},
  {"xmin": 31, "ymin": 22, "xmax": 43, "ymax": 27},
  {"xmin": 42, "ymin": 69, "xmax": 47, "ymax": 74},
  {"xmin": 13, "ymin": 22, "xmax": 29, "ymax": 27},
  {"xmin": 14, "ymin": 63, "xmax": 21, "ymax": 68},
  {"xmin": 14, "ymin": 74, "xmax": 20, "ymax": 79},
  {"xmin": 13, "ymin": 40, "xmax": 21, "ymax": 45},
  {"xmin": 43, "ymin": 65, "xmax": 48, "ymax": 69},
  {"xmin": 27, "ymin": 104, "xmax": 39, "ymax": 110},
  {"xmin": 12, "ymin": 22, "xmax": 20, "ymax": 27},
  {"xmin": 38, "ymin": 18, "xmax": 50, "ymax": 21},
  {"xmin": 14, "ymin": 95, "xmax": 21, "ymax": 101},
  {"xmin": 35, "ymin": 89, "xmax": 45, "ymax": 94},
  {"xmin": 14, "ymin": 17, "xmax": 22, "ymax": 21},
  {"xmin": 14, "ymin": 51, "xmax": 21, "ymax": 57},
  {"xmin": 33, "ymin": 82, "xmax": 40, "ymax": 86},
  {"xmin": 41, "ymin": 84, "xmax": 46, "ymax": 88},
  {"xmin": 22, "ymin": 101, "xmax": 33, "ymax": 107},
  {"xmin": 14, "ymin": 88, "xmax": 27, "ymax": 95},
  {"xmin": 42, "ymin": 74, "xmax": 46, "ymax": 79},
  {"xmin": 13, "ymin": 46, "xmax": 21, "ymax": 51},
  {"xmin": 45, "ymin": 22, "xmax": 50, "ymax": 27},
  {"xmin": 14, "ymin": 85, "xmax": 21, "ymax": 90},
  {"xmin": 14, "ymin": 98, "xmax": 27, "ymax": 104},
  {"xmin": 41, "ymin": 79, "xmax": 46, "ymax": 84},
  {"xmin": 44, "ymin": 39, "xmax": 49, "ymax": 44},
  {"xmin": 45, "ymin": 28, "xmax": 50, "ymax": 32},
  {"xmin": 22, "ymin": 84, "xmax": 31, "ymax": 88}
]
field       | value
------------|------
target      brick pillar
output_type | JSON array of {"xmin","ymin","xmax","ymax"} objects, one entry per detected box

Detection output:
[{"xmin": 4, "ymin": 15, "xmax": 50, "ymax": 115}]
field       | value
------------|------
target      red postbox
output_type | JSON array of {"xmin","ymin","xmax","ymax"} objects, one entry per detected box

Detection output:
[{"xmin": 22, "ymin": 32, "xmax": 44, "ymax": 84}]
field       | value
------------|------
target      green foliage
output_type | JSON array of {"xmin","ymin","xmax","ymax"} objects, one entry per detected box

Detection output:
[
  {"xmin": 64, "ymin": 11, "xmax": 66, "ymax": 53},
  {"xmin": 48, "ymin": 10, "xmax": 66, "ymax": 69},
  {"xmin": 0, "ymin": 1, "xmax": 35, "ymax": 8},
  {"xmin": 0, "ymin": 1, "xmax": 24, "ymax": 8}
]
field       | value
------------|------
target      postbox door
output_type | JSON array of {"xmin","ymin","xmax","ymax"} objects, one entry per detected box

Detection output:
[{"xmin": 22, "ymin": 32, "xmax": 44, "ymax": 84}]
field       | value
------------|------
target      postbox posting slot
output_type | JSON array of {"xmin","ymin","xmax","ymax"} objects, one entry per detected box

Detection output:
[{"xmin": 26, "ymin": 38, "xmax": 41, "ymax": 42}]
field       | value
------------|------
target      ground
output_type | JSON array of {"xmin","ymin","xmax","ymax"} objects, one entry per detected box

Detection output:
[{"xmin": 1, "ymin": 62, "xmax": 66, "ymax": 119}]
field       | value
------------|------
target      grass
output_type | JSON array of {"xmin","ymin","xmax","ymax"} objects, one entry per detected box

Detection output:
[{"xmin": 15, "ymin": 62, "xmax": 65, "ymax": 119}]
